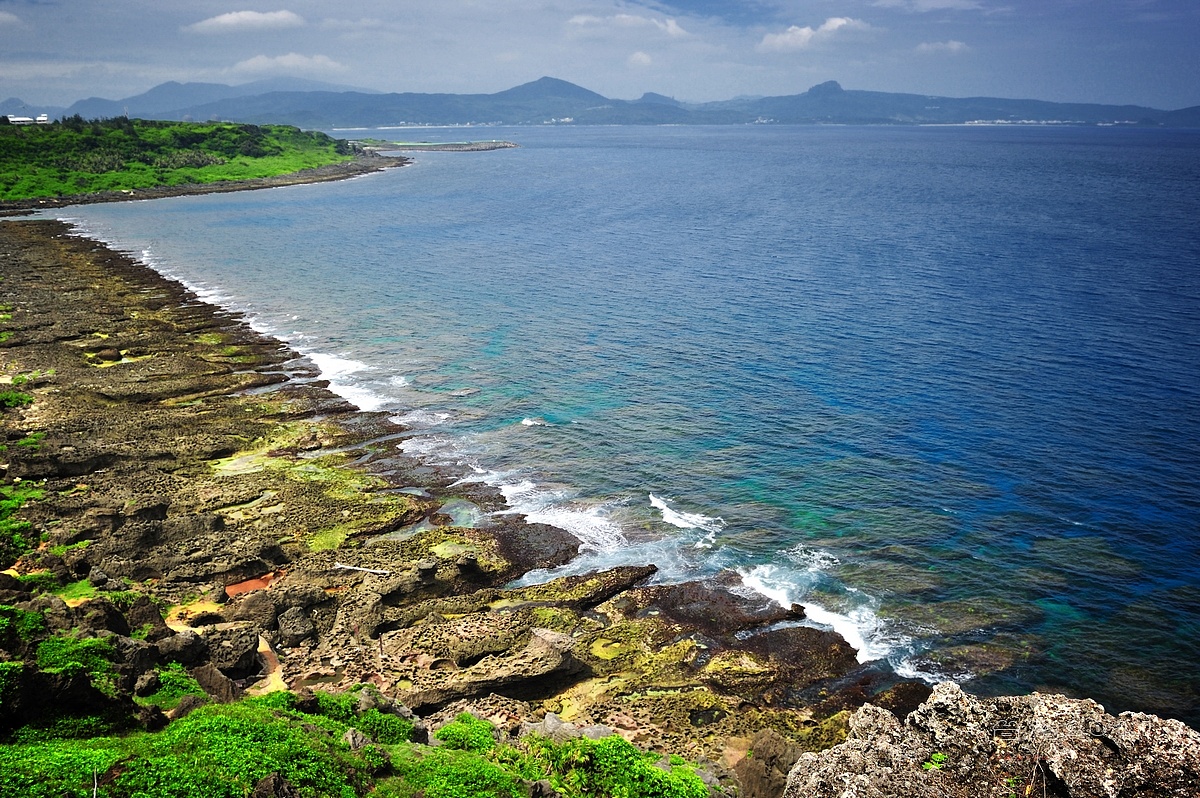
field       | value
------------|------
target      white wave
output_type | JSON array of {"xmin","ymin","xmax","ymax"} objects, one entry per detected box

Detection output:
[
  {"xmin": 781, "ymin": 543, "xmax": 839, "ymax": 571},
  {"xmin": 302, "ymin": 352, "xmax": 393, "ymax": 411},
  {"xmin": 392, "ymin": 409, "xmax": 451, "ymax": 428},
  {"xmin": 649, "ymin": 493, "xmax": 725, "ymax": 534},
  {"xmin": 739, "ymin": 563, "xmax": 899, "ymax": 665},
  {"xmin": 521, "ymin": 417, "xmax": 552, "ymax": 426}
]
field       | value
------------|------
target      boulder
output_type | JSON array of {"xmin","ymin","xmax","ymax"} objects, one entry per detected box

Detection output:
[{"xmin": 782, "ymin": 682, "xmax": 1200, "ymax": 798}]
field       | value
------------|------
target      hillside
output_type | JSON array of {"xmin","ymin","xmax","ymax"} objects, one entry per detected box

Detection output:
[
  {"xmin": 0, "ymin": 117, "xmax": 378, "ymax": 203},
  {"xmin": 17, "ymin": 76, "xmax": 1198, "ymax": 128}
]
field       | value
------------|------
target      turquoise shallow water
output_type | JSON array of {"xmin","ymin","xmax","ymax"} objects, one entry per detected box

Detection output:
[{"xmin": 49, "ymin": 125, "xmax": 1200, "ymax": 724}]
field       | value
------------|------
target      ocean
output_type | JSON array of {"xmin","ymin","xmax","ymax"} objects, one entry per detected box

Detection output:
[{"xmin": 48, "ymin": 124, "xmax": 1200, "ymax": 725}]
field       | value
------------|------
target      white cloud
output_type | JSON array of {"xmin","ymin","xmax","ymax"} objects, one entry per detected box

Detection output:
[
  {"xmin": 231, "ymin": 53, "xmax": 346, "ymax": 75},
  {"xmin": 570, "ymin": 13, "xmax": 688, "ymax": 38},
  {"xmin": 873, "ymin": 0, "xmax": 983, "ymax": 11},
  {"xmin": 187, "ymin": 10, "xmax": 305, "ymax": 34},
  {"xmin": 758, "ymin": 18, "xmax": 871, "ymax": 52},
  {"xmin": 628, "ymin": 51, "xmax": 653, "ymax": 67},
  {"xmin": 916, "ymin": 40, "xmax": 969, "ymax": 54},
  {"xmin": 0, "ymin": 11, "xmax": 22, "ymax": 26}
]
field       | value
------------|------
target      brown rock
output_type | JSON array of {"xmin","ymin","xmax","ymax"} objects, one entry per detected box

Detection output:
[{"xmin": 783, "ymin": 682, "xmax": 1200, "ymax": 798}]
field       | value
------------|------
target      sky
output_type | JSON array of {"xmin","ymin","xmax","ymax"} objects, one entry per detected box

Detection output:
[{"xmin": 2, "ymin": 0, "xmax": 1198, "ymax": 110}]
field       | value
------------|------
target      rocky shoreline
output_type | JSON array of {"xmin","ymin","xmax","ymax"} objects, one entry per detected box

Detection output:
[
  {"xmin": 2, "ymin": 217, "xmax": 1196, "ymax": 798},
  {"xmin": 0, "ymin": 218, "xmax": 930, "ymax": 796}
]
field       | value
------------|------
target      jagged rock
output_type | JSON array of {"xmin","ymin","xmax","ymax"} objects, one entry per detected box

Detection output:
[
  {"xmin": 168, "ymin": 693, "xmax": 209, "ymax": 720},
  {"xmin": 189, "ymin": 662, "xmax": 242, "ymax": 703},
  {"xmin": 87, "ymin": 568, "xmax": 110, "ymax": 587},
  {"xmin": 18, "ymin": 594, "xmax": 74, "ymax": 633},
  {"xmin": 203, "ymin": 625, "xmax": 262, "ymax": 679},
  {"xmin": 156, "ymin": 628, "xmax": 209, "ymax": 665},
  {"xmin": 529, "ymin": 780, "xmax": 561, "ymax": 798},
  {"xmin": 225, "ymin": 590, "xmax": 278, "ymax": 629},
  {"xmin": 635, "ymin": 574, "xmax": 804, "ymax": 640},
  {"xmin": 76, "ymin": 597, "xmax": 130, "ymax": 636},
  {"xmin": 782, "ymin": 682, "xmax": 1200, "ymax": 798},
  {"xmin": 399, "ymin": 628, "xmax": 584, "ymax": 712},
  {"xmin": 343, "ymin": 728, "xmax": 371, "ymax": 750},
  {"xmin": 733, "ymin": 728, "xmax": 804, "ymax": 798},
  {"xmin": 134, "ymin": 671, "xmax": 160, "ymax": 697},
  {"xmin": 251, "ymin": 773, "xmax": 301, "ymax": 798},
  {"xmin": 521, "ymin": 712, "xmax": 615, "ymax": 743},
  {"xmin": 136, "ymin": 703, "xmax": 169, "ymax": 732},
  {"xmin": 123, "ymin": 595, "xmax": 172, "ymax": 642},
  {"xmin": 276, "ymin": 606, "xmax": 316, "ymax": 647}
]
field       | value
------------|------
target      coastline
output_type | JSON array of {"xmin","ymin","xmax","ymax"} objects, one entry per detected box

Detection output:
[
  {"xmin": 0, "ymin": 218, "xmax": 925, "ymax": 781},
  {"xmin": 2, "ymin": 218, "xmax": 1198, "ymax": 797},
  {"xmin": 0, "ymin": 153, "xmax": 410, "ymax": 216}
]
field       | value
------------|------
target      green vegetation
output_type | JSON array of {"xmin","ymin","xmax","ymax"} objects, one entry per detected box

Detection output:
[
  {"xmin": 0, "ymin": 686, "xmax": 719, "ymax": 798},
  {"xmin": 0, "ymin": 604, "xmax": 45, "ymax": 643},
  {"xmin": 433, "ymin": 712, "xmax": 496, "ymax": 753},
  {"xmin": 0, "ymin": 390, "xmax": 33, "ymax": 408},
  {"xmin": 135, "ymin": 663, "xmax": 206, "ymax": 711},
  {"xmin": 923, "ymin": 751, "xmax": 948, "ymax": 771},
  {"xmin": 35, "ymin": 633, "xmax": 117, "ymax": 688},
  {"xmin": 0, "ymin": 481, "xmax": 44, "ymax": 568},
  {"xmin": 0, "ymin": 117, "xmax": 359, "ymax": 201}
]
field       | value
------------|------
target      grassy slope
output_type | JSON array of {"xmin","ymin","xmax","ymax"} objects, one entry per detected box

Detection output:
[{"xmin": 0, "ymin": 117, "xmax": 356, "ymax": 201}]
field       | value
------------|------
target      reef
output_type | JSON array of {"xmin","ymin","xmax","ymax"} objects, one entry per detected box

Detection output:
[{"xmin": 0, "ymin": 218, "xmax": 932, "ymax": 796}]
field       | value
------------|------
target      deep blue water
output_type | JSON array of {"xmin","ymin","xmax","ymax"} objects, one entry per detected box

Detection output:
[{"xmin": 46, "ymin": 125, "xmax": 1200, "ymax": 725}]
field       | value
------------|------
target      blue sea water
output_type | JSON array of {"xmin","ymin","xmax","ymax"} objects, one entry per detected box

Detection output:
[{"xmin": 48, "ymin": 125, "xmax": 1200, "ymax": 725}]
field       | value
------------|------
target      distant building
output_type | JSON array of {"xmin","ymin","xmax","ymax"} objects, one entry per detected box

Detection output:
[{"xmin": 3, "ymin": 114, "xmax": 50, "ymax": 125}]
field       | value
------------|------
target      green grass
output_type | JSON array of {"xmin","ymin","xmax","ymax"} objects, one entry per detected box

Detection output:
[
  {"xmin": 0, "ymin": 686, "xmax": 719, "ymax": 798},
  {"xmin": 0, "ymin": 117, "xmax": 358, "ymax": 201},
  {"xmin": 0, "ymin": 481, "xmax": 45, "ymax": 568}
]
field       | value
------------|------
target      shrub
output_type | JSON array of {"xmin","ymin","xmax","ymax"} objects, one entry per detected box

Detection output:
[
  {"xmin": 137, "ymin": 663, "xmax": 206, "ymax": 711},
  {"xmin": 433, "ymin": 713, "xmax": 496, "ymax": 753},
  {"xmin": 0, "ymin": 391, "xmax": 32, "ymax": 408},
  {"xmin": 387, "ymin": 747, "xmax": 523, "ymax": 798},
  {"xmin": 112, "ymin": 702, "xmax": 372, "ymax": 798},
  {"xmin": 35, "ymin": 633, "xmax": 117, "ymax": 696},
  {"xmin": 358, "ymin": 707, "xmax": 413, "ymax": 745},
  {"xmin": 529, "ymin": 734, "xmax": 710, "ymax": 798},
  {"xmin": 0, "ymin": 604, "xmax": 45, "ymax": 642}
]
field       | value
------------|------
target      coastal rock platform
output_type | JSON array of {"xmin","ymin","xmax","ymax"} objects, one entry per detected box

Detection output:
[{"xmin": 0, "ymin": 218, "xmax": 930, "ymax": 794}]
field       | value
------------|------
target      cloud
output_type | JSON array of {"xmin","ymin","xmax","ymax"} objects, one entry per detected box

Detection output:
[
  {"xmin": 873, "ymin": 0, "xmax": 983, "ymax": 10},
  {"xmin": 916, "ymin": 40, "xmax": 969, "ymax": 54},
  {"xmin": 0, "ymin": 11, "xmax": 22, "ymax": 26},
  {"xmin": 186, "ymin": 10, "xmax": 305, "ymax": 34},
  {"xmin": 758, "ymin": 18, "xmax": 871, "ymax": 52},
  {"xmin": 569, "ymin": 13, "xmax": 689, "ymax": 38},
  {"xmin": 231, "ymin": 53, "xmax": 346, "ymax": 75},
  {"xmin": 628, "ymin": 51, "xmax": 653, "ymax": 67}
]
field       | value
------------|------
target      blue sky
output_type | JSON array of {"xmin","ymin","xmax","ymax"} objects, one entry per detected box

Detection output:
[{"xmin": 1, "ymin": 1, "xmax": 1197, "ymax": 109}]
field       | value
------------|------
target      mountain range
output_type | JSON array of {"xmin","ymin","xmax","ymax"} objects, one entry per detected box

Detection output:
[{"xmin": 5, "ymin": 76, "xmax": 1199, "ymax": 128}]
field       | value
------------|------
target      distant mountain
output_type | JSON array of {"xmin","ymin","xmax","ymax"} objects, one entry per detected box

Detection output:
[
  {"xmin": 46, "ymin": 77, "xmax": 1199, "ymax": 128},
  {"xmin": 1, "ymin": 97, "xmax": 66, "ymax": 119},
  {"xmin": 63, "ymin": 78, "xmax": 380, "ymax": 120},
  {"xmin": 635, "ymin": 92, "xmax": 682, "ymax": 107}
]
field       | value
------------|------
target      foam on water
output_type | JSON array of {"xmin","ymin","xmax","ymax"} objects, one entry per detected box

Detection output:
[
  {"xmin": 392, "ymin": 409, "xmax": 451, "ymax": 428},
  {"xmin": 649, "ymin": 493, "xmax": 725, "ymax": 534},
  {"xmin": 491, "ymin": 479, "xmax": 628, "ymax": 552},
  {"xmin": 302, "ymin": 352, "xmax": 392, "ymax": 411},
  {"xmin": 739, "ymin": 563, "xmax": 900, "ymax": 665}
]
